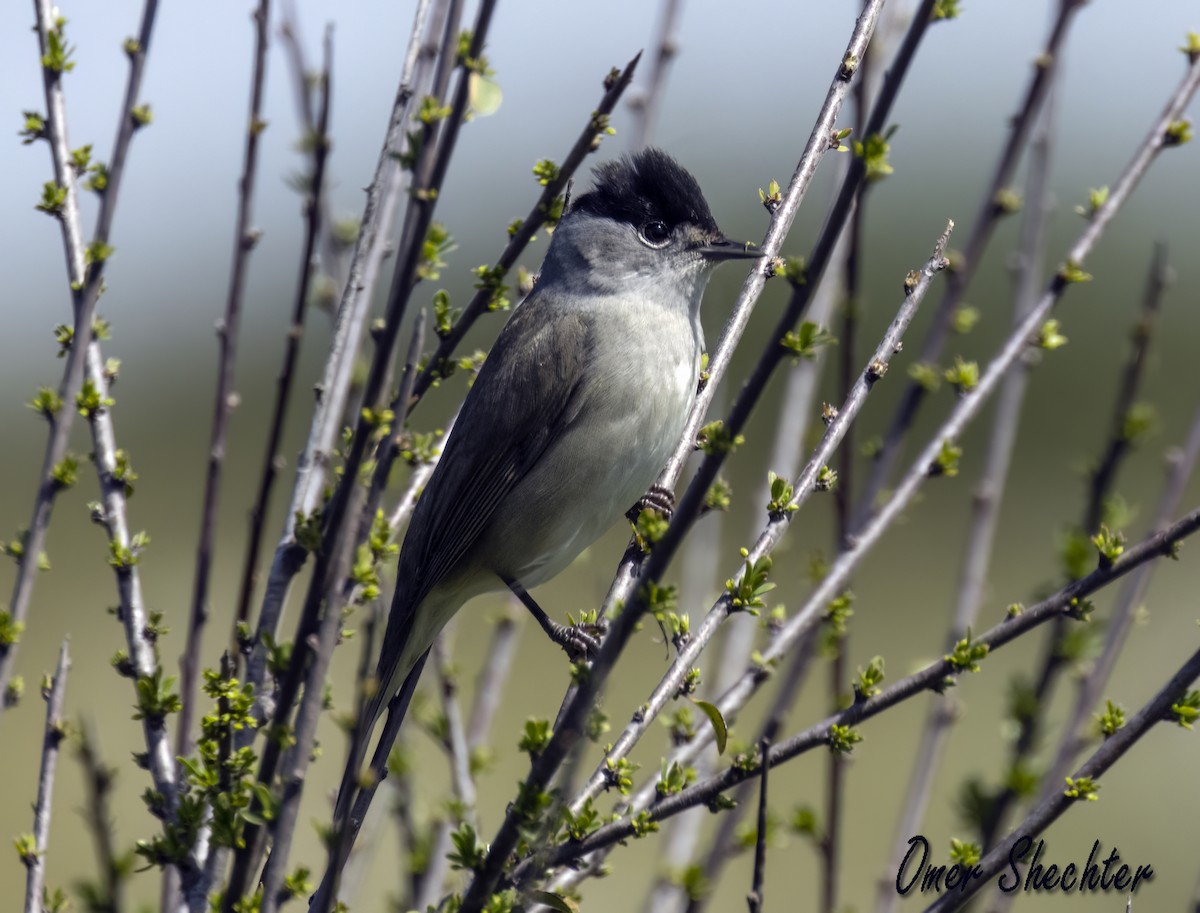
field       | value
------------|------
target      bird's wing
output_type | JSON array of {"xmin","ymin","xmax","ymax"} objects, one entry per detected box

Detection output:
[
  {"xmin": 404, "ymin": 300, "xmax": 592, "ymax": 599},
  {"xmin": 376, "ymin": 298, "xmax": 592, "ymax": 684},
  {"xmin": 371, "ymin": 299, "xmax": 590, "ymax": 721}
]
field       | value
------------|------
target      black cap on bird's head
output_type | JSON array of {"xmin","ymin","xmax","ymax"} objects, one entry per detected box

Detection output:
[{"xmin": 570, "ymin": 148, "xmax": 763, "ymax": 261}]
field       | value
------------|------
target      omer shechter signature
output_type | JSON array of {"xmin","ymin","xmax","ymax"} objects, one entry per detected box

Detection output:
[{"xmin": 896, "ymin": 835, "xmax": 1155, "ymax": 896}]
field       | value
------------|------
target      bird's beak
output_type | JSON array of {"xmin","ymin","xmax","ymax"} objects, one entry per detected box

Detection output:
[{"xmin": 696, "ymin": 236, "xmax": 768, "ymax": 261}]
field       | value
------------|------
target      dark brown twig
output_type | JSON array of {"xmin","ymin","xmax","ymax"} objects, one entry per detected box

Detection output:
[
  {"xmin": 229, "ymin": 16, "xmax": 334, "ymax": 672},
  {"xmin": 181, "ymin": 0, "xmax": 272, "ymax": 758},
  {"xmin": 76, "ymin": 722, "xmax": 125, "ymax": 913},
  {"xmin": 747, "ymin": 736, "xmax": 772, "ymax": 913}
]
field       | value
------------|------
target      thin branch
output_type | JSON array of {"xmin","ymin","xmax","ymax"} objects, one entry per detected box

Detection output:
[
  {"xmin": 1087, "ymin": 240, "xmax": 1172, "ymax": 532},
  {"xmin": 77, "ymin": 721, "xmax": 125, "ymax": 913},
  {"xmin": 227, "ymin": 18, "xmax": 334, "ymax": 688},
  {"xmin": 527, "ymin": 505, "xmax": 1200, "ymax": 867},
  {"xmin": 238, "ymin": 0, "xmax": 443, "ymax": 722},
  {"xmin": 853, "ymin": 0, "xmax": 1085, "ymax": 531},
  {"xmin": 182, "ymin": 0, "xmax": 272, "ymax": 756},
  {"xmin": 631, "ymin": 0, "xmax": 684, "ymax": 149},
  {"xmin": 359, "ymin": 306, "xmax": 429, "ymax": 539},
  {"xmin": 23, "ymin": 639, "xmax": 70, "ymax": 913},
  {"xmin": 412, "ymin": 632, "xmax": 478, "ymax": 912},
  {"xmin": 279, "ymin": 0, "xmax": 348, "ymax": 288},
  {"xmin": 747, "ymin": 736, "xmax": 771, "ymax": 913},
  {"xmin": 922, "ymin": 643, "xmax": 1200, "ymax": 913},
  {"xmin": 875, "ymin": 69, "xmax": 1061, "ymax": 913},
  {"xmin": 466, "ymin": 603, "xmax": 522, "ymax": 747}
]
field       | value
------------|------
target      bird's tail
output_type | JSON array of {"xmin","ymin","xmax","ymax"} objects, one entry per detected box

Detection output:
[
  {"xmin": 316, "ymin": 651, "xmax": 429, "ymax": 909},
  {"xmin": 331, "ymin": 597, "xmax": 423, "ymax": 832}
]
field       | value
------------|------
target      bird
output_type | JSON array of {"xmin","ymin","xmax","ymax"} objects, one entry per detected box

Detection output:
[{"xmin": 350, "ymin": 146, "xmax": 762, "ymax": 795}]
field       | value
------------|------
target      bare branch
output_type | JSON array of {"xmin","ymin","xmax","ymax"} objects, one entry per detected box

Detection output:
[
  {"xmin": 23, "ymin": 639, "xmax": 69, "ymax": 913},
  {"xmin": 182, "ymin": 0, "xmax": 272, "ymax": 759},
  {"xmin": 631, "ymin": 0, "xmax": 684, "ymax": 149}
]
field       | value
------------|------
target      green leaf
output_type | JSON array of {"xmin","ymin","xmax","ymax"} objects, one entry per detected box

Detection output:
[{"xmin": 691, "ymin": 699, "xmax": 728, "ymax": 755}]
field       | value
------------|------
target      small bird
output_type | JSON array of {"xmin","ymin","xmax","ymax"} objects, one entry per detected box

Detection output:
[{"xmin": 366, "ymin": 146, "xmax": 761, "ymax": 749}]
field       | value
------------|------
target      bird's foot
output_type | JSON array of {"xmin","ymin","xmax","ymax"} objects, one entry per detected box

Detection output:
[
  {"xmin": 626, "ymin": 483, "xmax": 676, "ymax": 523},
  {"xmin": 544, "ymin": 618, "xmax": 606, "ymax": 662}
]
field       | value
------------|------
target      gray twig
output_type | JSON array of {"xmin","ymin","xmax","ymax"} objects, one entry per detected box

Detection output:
[
  {"xmin": 23, "ymin": 639, "xmax": 70, "ymax": 913},
  {"xmin": 631, "ymin": 0, "xmax": 684, "ymax": 149}
]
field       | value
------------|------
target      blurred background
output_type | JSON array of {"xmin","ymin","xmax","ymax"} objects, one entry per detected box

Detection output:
[{"xmin": 1, "ymin": 1, "xmax": 1198, "ymax": 911}]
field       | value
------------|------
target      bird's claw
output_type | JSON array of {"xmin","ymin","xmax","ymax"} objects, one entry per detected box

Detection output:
[
  {"xmin": 626, "ymin": 483, "xmax": 676, "ymax": 523},
  {"xmin": 545, "ymin": 620, "xmax": 605, "ymax": 662}
]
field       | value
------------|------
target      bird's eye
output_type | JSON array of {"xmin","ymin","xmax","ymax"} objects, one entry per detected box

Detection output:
[{"xmin": 638, "ymin": 220, "xmax": 671, "ymax": 249}]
